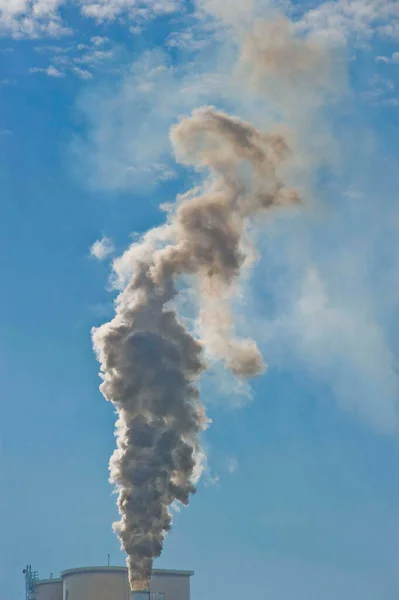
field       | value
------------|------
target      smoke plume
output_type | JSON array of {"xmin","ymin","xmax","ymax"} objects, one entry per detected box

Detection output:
[{"xmin": 92, "ymin": 14, "xmax": 330, "ymax": 593}]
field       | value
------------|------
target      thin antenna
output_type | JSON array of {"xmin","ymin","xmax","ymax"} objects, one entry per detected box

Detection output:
[
  {"xmin": 23, "ymin": 565, "xmax": 39, "ymax": 600},
  {"xmin": 107, "ymin": 554, "xmax": 110, "ymax": 567}
]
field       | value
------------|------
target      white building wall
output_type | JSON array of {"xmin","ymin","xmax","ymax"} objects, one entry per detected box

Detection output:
[
  {"xmin": 62, "ymin": 568, "xmax": 129, "ymax": 600},
  {"xmin": 151, "ymin": 572, "xmax": 191, "ymax": 600},
  {"xmin": 60, "ymin": 567, "xmax": 191, "ymax": 600},
  {"xmin": 35, "ymin": 580, "xmax": 63, "ymax": 600}
]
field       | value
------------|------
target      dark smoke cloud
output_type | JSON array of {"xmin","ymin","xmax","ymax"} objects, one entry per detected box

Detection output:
[
  {"xmin": 168, "ymin": 107, "xmax": 299, "ymax": 376},
  {"xmin": 92, "ymin": 104, "xmax": 299, "ymax": 590},
  {"xmin": 92, "ymin": 11, "xmax": 334, "ymax": 592}
]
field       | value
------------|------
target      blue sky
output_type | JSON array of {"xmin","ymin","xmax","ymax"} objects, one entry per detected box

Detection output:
[{"xmin": 1, "ymin": 0, "xmax": 399, "ymax": 599}]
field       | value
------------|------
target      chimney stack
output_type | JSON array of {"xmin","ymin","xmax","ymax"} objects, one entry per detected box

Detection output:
[{"xmin": 131, "ymin": 592, "xmax": 150, "ymax": 600}]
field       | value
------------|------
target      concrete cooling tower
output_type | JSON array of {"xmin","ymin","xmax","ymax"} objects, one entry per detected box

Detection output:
[
  {"xmin": 31, "ymin": 566, "xmax": 193, "ymax": 600},
  {"xmin": 34, "ymin": 579, "xmax": 62, "ymax": 600}
]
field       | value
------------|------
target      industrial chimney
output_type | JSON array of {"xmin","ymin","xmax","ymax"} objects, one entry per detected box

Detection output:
[{"xmin": 131, "ymin": 592, "xmax": 150, "ymax": 600}]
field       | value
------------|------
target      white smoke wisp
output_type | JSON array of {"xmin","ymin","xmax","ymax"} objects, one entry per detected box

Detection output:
[
  {"xmin": 90, "ymin": 236, "xmax": 115, "ymax": 261},
  {"xmin": 92, "ymin": 13, "xmax": 334, "ymax": 593}
]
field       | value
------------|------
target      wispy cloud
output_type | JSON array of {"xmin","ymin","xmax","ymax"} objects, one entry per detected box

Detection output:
[
  {"xmin": 70, "ymin": 66, "xmax": 93, "ymax": 79},
  {"xmin": 29, "ymin": 37, "xmax": 115, "ymax": 79},
  {"xmin": 0, "ymin": 0, "xmax": 182, "ymax": 39},
  {"xmin": 34, "ymin": 45, "xmax": 72, "ymax": 54},
  {"xmin": 72, "ymin": 0, "xmax": 399, "ymax": 438},
  {"xmin": 362, "ymin": 74, "xmax": 397, "ymax": 106},
  {"xmin": 295, "ymin": 0, "xmax": 399, "ymax": 44},
  {"xmin": 268, "ymin": 267, "xmax": 398, "ymax": 432},
  {"xmin": 79, "ymin": 0, "xmax": 183, "ymax": 21},
  {"xmin": 75, "ymin": 48, "xmax": 114, "ymax": 66},
  {"xmin": 29, "ymin": 64, "xmax": 65, "ymax": 77},
  {"xmin": 90, "ymin": 236, "xmax": 115, "ymax": 260},
  {"xmin": 1, "ymin": 0, "xmax": 398, "ymax": 52},
  {"xmin": 72, "ymin": 50, "xmax": 190, "ymax": 190},
  {"xmin": 166, "ymin": 27, "xmax": 210, "ymax": 52},
  {"xmin": 226, "ymin": 456, "xmax": 239, "ymax": 475},
  {"xmin": 376, "ymin": 53, "xmax": 399, "ymax": 64},
  {"xmin": 204, "ymin": 471, "xmax": 220, "ymax": 487},
  {"xmin": 0, "ymin": 0, "xmax": 71, "ymax": 39},
  {"xmin": 90, "ymin": 35, "xmax": 109, "ymax": 46},
  {"xmin": 244, "ymin": 162, "xmax": 399, "ymax": 434},
  {"xmin": 378, "ymin": 21, "xmax": 399, "ymax": 39}
]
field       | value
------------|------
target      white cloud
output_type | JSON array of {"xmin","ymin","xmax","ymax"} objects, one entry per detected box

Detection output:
[
  {"xmin": 0, "ymin": 0, "xmax": 182, "ymax": 38},
  {"xmin": 90, "ymin": 35, "xmax": 108, "ymax": 45},
  {"xmin": 296, "ymin": 0, "xmax": 399, "ymax": 44},
  {"xmin": 79, "ymin": 0, "xmax": 183, "ymax": 22},
  {"xmin": 0, "ymin": 0, "xmax": 70, "ymax": 38},
  {"xmin": 71, "ymin": 66, "xmax": 93, "ymax": 79},
  {"xmin": 46, "ymin": 64, "xmax": 64, "ymax": 77},
  {"xmin": 166, "ymin": 27, "xmax": 210, "ymax": 51},
  {"xmin": 362, "ymin": 74, "xmax": 397, "ymax": 106},
  {"xmin": 376, "ymin": 53, "xmax": 399, "ymax": 64},
  {"xmin": 129, "ymin": 24, "xmax": 143, "ymax": 35},
  {"xmin": 204, "ymin": 471, "xmax": 220, "ymax": 486},
  {"xmin": 226, "ymin": 456, "xmax": 239, "ymax": 474},
  {"xmin": 34, "ymin": 44, "xmax": 71, "ymax": 53},
  {"xmin": 72, "ymin": 50, "xmax": 191, "ymax": 190},
  {"xmin": 378, "ymin": 21, "xmax": 399, "ymax": 39},
  {"xmin": 75, "ymin": 48, "xmax": 114, "ymax": 65},
  {"xmin": 1, "ymin": 0, "xmax": 397, "ymax": 43},
  {"xmin": 90, "ymin": 236, "xmax": 115, "ymax": 260},
  {"xmin": 29, "ymin": 64, "xmax": 65, "ymax": 77},
  {"xmin": 30, "ymin": 36, "xmax": 116, "ymax": 79},
  {"xmin": 257, "ymin": 266, "xmax": 399, "ymax": 434}
]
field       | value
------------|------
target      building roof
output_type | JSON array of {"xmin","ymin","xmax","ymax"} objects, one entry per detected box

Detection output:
[
  {"xmin": 36, "ymin": 579, "xmax": 63, "ymax": 585},
  {"xmin": 60, "ymin": 566, "xmax": 194, "ymax": 578}
]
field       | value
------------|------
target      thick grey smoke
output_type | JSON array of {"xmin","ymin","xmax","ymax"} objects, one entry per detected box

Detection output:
[
  {"xmin": 92, "ymin": 14, "xmax": 330, "ymax": 593},
  {"xmin": 92, "ymin": 105, "xmax": 298, "ymax": 591}
]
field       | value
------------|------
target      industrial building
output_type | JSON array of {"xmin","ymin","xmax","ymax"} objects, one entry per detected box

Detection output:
[{"xmin": 25, "ymin": 565, "xmax": 193, "ymax": 600}]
